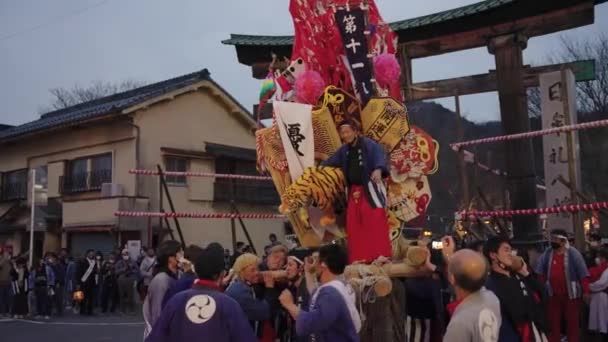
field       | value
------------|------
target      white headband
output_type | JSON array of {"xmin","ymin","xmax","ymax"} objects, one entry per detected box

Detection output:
[{"xmin": 288, "ymin": 255, "xmax": 304, "ymax": 265}]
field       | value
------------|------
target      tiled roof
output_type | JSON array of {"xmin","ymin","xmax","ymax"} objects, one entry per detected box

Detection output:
[
  {"xmin": 0, "ymin": 69, "xmax": 213, "ymax": 142},
  {"xmin": 222, "ymin": 0, "xmax": 606, "ymax": 47},
  {"xmin": 222, "ymin": 0, "xmax": 515, "ymax": 47}
]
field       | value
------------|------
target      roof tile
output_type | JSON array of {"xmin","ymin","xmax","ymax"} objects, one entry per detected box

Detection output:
[
  {"xmin": 222, "ymin": 0, "xmax": 516, "ymax": 46},
  {"xmin": 0, "ymin": 69, "xmax": 212, "ymax": 142}
]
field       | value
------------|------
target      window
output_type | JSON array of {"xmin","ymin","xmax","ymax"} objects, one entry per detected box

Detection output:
[
  {"xmin": 90, "ymin": 154, "xmax": 112, "ymax": 189},
  {"xmin": 34, "ymin": 165, "xmax": 48, "ymax": 190},
  {"xmin": 165, "ymin": 157, "xmax": 187, "ymax": 185},
  {"xmin": 213, "ymin": 158, "xmax": 278, "ymax": 204},
  {"xmin": 62, "ymin": 153, "xmax": 112, "ymax": 193},
  {"xmin": 1, "ymin": 169, "xmax": 27, "ymax": 200}
]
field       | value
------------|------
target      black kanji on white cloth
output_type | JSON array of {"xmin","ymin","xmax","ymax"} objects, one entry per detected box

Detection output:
[
  {"xmin": 335, "ymin": 8, "xmax": 374, "ymax": 105},
  {"xmin": 284, "ymin": 122, "xmax": 306, "ymax": 157}
]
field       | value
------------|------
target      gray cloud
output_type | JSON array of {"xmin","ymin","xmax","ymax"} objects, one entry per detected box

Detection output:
[{"xmin": 0, "ymin": 0, "xmax": 606, "ymax": 125}]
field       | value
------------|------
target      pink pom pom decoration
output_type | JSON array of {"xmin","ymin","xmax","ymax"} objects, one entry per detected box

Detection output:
[
  {"xmin": 374, "ymin": 53, "xmax": 401, "ymax": 88},
  {"xmin": 295, "ymin": 70, "xmax": 325, "ymax": 105}
]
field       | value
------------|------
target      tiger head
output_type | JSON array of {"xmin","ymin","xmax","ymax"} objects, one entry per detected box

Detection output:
[{"xmin": 278, "ymin": 183, "xmax": 312, "ymax": 214}]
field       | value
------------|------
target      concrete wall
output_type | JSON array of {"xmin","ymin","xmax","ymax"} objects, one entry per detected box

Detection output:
[
  {"xmin": 134, "ymin": 85, "xmax": 284, "ymax": 251},
  {"xmin": 0, "ymin": 120, "xmax": 137, "ymax": 198}
]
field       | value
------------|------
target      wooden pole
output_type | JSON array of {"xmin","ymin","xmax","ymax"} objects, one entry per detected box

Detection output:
[
  {"xmin": 157, "ymin": 164, "xmax": 186, "ymax": 248},
  {"xmin": 454, "ymin": 95, "xmax": 470, "ymax": 209},
  {"xmin": 488, "ymin": 33, "xmax": 541, "ymax": 246},
  {"xmin": 231, "ymin": 202, "xmax": 258, "ymax": 255}
]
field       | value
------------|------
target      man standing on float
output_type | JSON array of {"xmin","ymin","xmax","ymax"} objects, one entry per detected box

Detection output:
[{"xmin": 322, "ymin": 120, "xmax": 392, "ymax": 263}]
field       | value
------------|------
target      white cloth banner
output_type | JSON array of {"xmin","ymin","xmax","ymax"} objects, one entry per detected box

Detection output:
[{"xmin": 274, "ymin": 101, "xmax": 315, "ymax": 181}]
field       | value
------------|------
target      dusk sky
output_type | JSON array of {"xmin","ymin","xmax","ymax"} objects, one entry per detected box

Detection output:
[{"xmin": 1, "ymin": 0, "xmax": 606, "ymax": 126}]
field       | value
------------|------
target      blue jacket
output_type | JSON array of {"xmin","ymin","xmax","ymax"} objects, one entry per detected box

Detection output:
[
  {"xmin": 162, "ymin": 272, "xmax": 196, "ymax": 307},
  {"xmin": 297, "ymin": 285, "xmax": 359, "ymax": 342},
  {"xmin": 146, "ymin": 285, "xmax": 256, "ymax": 342},
  {"xmin": 30, "ymin": 265, "xmax": 55, "ymax": 288},
  {"xmin": 534, "ymin": 247, "xmax": 589, "ymax": 299},
  {"xmin": 321, "ymin": 137, "xmax": 389, "ymax": 208},
  {"xmin": 225, "ymin": 279, "xmax": 271, "ymax": 336}
]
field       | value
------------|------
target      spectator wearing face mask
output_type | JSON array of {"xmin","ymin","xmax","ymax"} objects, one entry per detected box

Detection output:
[
  {"xmin": 143, "ymin": 240, "xmax": 183, "ymax": 339},
  {"xmin": 0, "ymin": 246, "xmax": 12, "ymax": 317},
  {"xmin": 162, "ymin": 245, "xmax": 204, "ymax": 306},
  {"xmin": 100, "ymin": 253, "xmax": 119, "ymax": 314},
  {"xmin": 10, "ymin": 258, "xmax": 29, "ymax": 318},
  {"xmin": 139, "ymin": 248, "xmax": 156, "ymax": 300},
  {"xmin": 114, "ymin": 249, "xmax": 139, "ymax": 314},
  {"xmin": 45, "ymin": 253, "xmax": 65, "ymax": 316},
  {"xmin": 76, "ymin": 249, "xmax": 100, "ymax": 316},
  {"xmin": 31, "ymin": 257, "xmax": 55, "ymax": 319},
  {"xmin": 587, "ymin": 247, "xmax": 608, "ymax": 337},
  {"xmin": 95, "ymin": 251, "xmax": 104, "ymax": 308},
  {"xmin": 585, "ymin": 232, "xmax": 603, "ymax": 268},
  {"xmin": 534, "ymin": 229, "xmax": 589, "ymax": 342},
  {"xmin": 484, "ymin": 237, "xmax": 548, "ymax": 341}
]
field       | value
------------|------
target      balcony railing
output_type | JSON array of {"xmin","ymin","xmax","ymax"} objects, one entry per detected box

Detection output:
[
  {"xmin": 60, "ymin": 169, "xmax": 112, "ymax": 194},
  {"xmin": 0, "ymin": 182, "xmax": 27, "ymax": 201},
  {"xmin": 214, "ymin": 179, "xmax": 279, "ymax": 205}
]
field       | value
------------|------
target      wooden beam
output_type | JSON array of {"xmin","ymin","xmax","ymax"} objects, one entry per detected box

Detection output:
[
  {"xmin": 252, "ymin": 60, "xmax": 290, "ymax": 80},
  {"xmin": 407, "ymin": 59, "xmax": 595, "ymax": 101},
  {"xmin": 402, "ymin": 2, "xmax": 594, "ymax": 59},
  {"xmin": 253, "ymin": 104, "xmax": 273, "ymax": 120}
]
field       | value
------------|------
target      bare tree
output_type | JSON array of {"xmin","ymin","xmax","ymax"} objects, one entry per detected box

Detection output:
[
  {"xmin": 528, "ymin": 34, "xmax": 608, "ymax": 117},
  {"xmin": 40, "ymin": 79, "xmax": 146, "ymax": 113},
  {"xmin": 527, "ymin": 87, "xmax": 541, "ymax": 118}
]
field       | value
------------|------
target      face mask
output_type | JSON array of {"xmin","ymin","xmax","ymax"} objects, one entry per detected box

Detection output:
[
  {"xmin": 122, "ymin": 255, "xmax": 129, "ymax": 261},
  {"xmin": 596, "ymin": 257, "xmax": 602, "ymax": 266},
  {"xmin": 96, "ymin": 256, "xmax": 101, "ymax": 260},
  {"xmin": 108, "ymin": 260, "xmax": 115, "ymax": 264},
  {"xmin": 551, "ymin": 242, "xmax": 562, "ymax": 250}
]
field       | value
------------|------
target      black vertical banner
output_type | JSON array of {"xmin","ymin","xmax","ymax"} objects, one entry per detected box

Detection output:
[{"xmin": 335, "ymin": 9, "xmax": 374, "ymax": 106}]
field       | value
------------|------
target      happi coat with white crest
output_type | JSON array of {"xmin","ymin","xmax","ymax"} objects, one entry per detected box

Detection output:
[{"xmin": 322, "ymin": 136, "xmax": 392, "ymax": 263}]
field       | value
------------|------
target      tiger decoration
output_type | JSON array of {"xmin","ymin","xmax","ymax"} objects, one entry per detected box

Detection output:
[{"xmin": 278, "ymin": 166, "xmax": 346, "ymax": 227}]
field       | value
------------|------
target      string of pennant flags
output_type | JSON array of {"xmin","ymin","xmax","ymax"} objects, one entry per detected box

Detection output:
[
  {"xmin": 450, "ymin": 119, "xmax": 608, "ymax": 151},
  {"xmin": 457, "ymin": 201, "xmax": 608, "ymax": 219},
  {"xmin": 129, "ymin": 169, "xmax": 272, "ymax": 181},
  {"xmin": 115, "ymin": 211, "xmax": 286, "ymax": 219}
]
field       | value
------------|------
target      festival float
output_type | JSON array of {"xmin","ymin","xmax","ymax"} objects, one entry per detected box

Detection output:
[{"xmin": 253, "ymin": 1, "xmax": 440, "ymax": 337}]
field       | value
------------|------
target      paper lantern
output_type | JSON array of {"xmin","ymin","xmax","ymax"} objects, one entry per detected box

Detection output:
[
  {"xmin": 295, "ymin": 70, "xmax": 325, "ymax": 105},
  {"xmin": 374, "ymin": 53, "xmax": 401, "ymax": 88},
  {"xmin": 73, "ymin": 290, "xmax": 84, "ymax": 302}
]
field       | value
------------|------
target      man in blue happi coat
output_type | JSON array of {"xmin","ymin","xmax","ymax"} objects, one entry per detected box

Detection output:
[{"xmin": 145, "ymin": 242, "xmax": 255, "ymax": 342}]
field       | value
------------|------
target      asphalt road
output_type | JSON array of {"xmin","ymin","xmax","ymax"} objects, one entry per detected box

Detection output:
[{"xmin": 0, "ymin": 313, "xmax": 145, "ymax": 342}]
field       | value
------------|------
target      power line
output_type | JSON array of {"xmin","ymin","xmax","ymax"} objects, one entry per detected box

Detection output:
[{"xmin": 0, "ymin": 0, "xmax": 111, "ymax": 42}]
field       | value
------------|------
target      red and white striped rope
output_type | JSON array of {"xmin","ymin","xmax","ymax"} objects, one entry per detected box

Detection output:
[
  {"xmin": 115, "ymin": 211, "xmax": 286, "ymax": 219},
  {"xmin": 129, "ymin": 169, "xmax": 272, "ymax": 181},
  {"xmin": 459, "ymin": 201, "xmax": 608, "ymax": 219},
  {"xmin": 450, "ymin": 119, "xmax": 608, "ymax": 150}
]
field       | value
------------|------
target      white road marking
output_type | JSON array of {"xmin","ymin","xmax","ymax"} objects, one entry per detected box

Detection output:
[{"xmin": 0, "ymin": 319, "xmax": 144, "ymax": 326}]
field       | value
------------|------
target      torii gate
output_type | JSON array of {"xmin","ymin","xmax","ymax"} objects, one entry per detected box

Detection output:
[{"xmin": 222, "ymin": 0, "xmax": 604, "ymax": 246}]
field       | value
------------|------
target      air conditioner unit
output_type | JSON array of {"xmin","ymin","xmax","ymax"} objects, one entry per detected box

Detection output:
[{"xmin": 101, "ymin": 183, "xmax": 123, "ymax": 197}]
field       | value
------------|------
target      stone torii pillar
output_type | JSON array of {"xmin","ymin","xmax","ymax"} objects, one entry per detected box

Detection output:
[{"xmin": 488, "ymin": 33, "xmax": 542, "ymax": 245}]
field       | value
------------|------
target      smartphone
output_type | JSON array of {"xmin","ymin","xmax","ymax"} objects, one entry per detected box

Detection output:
[{"xmin": 432, "ymin": 241, "xmax": 443, "ymax": 250}]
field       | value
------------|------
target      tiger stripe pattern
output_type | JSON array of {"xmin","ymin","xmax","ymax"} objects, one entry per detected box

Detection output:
[{"xmin": 279, "ymin": 166, "xmax": 346, "ymax": 213}]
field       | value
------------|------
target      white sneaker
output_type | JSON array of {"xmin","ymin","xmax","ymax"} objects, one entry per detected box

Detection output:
[{"xmin": 44, "ymin": 316, "xmax": 50, "ymax": 320}]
